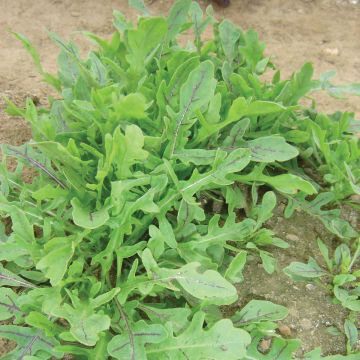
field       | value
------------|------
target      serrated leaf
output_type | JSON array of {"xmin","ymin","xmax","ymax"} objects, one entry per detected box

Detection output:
[
  {"xmin": 108, "ymin": 321, "xmax": 168, "ymax": 359},
  {"xmin": 138, "ymin": 305, "xmax": 191, "ymax": 334},
  {"xmin": 0, "ymin": 325, "xmax": 62, "ymax": 359},
  {"xmin": 36, "ymin": 236, "xmax": 75, "ymax": 286},
  {"xmin": 126, "ymin": 17, "xmax": 167, "ymax": 72},
  {"xmin": 51, "ymin": 300, "xmax": 111, "ymax": 346},
  {"xmin": 146, "ymin": 312, "xmax": 251, "ymax": 359}
]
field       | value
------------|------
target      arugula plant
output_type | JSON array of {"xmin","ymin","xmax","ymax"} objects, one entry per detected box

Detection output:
[
  {"xmin": 0, "ymin": 0, "xmax": 359, "ymax": 358},
  {"xmin": 284, "ymin": 238, "xmax": 360, "ymax": 355}
]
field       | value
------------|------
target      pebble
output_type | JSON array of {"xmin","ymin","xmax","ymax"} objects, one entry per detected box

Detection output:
[
  {"xmin": 350, "ymin": 194, "xmax": 360, "ymax": 203},
  {"xmin": 323, "ymin": 47, "xmax": 339, "ymax": 56},
  {"xmin": 286, "ymin": 234, "xmax": 299, "ymax": 241},
  {"xmin": 300, "ymin": 318, "xmax": 312, "ymax": 330},
  {"xmin": 306, "ymin": 283, "xmax": 316, "ymax": 291},
  {"xmin": 278, "ymin": 324, "xmax": 292, "ymax": 337}
]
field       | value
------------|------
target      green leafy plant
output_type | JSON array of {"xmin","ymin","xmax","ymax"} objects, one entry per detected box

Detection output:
[
  {"xmin": 284, "ymin": 238, "xmax": 359, "ymax": 354},
  {"xmin": 0, "ymin": 0, "xmax": 359, "ymax": 358}
]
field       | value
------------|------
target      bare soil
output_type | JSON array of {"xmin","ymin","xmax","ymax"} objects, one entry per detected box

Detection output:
[{"xmin": 0, "ymin": 0, "xmax": 359, "ymax": 357}]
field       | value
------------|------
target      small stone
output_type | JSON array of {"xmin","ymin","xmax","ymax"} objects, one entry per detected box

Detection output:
[
  {"xmin": 286, "ymin": 234, "xmax": 299, "ymax": 241},
  {"xmin": 323, "ymin": 47, "xmax": 339, "ymax": 56},
  {"xmin": 350, "ymin": 194, "xmax": 360, "ymax": 203},
  {"xmin": 71, "ymin": 11, "xmax": 81, "ymax": 17},
  {"xmin": 278, "ymin": 324, "xmax": 292, "ymax": 337},
  {"xmin": 300, "ymin": 318, "xmax": 312, "ymax": 330},
  {"xmin": 258, "ymin": 338, "xmax": 271, "ymax": 353},
  {"xmin": 306, "ymin": 283, "xmax": 316, "ymax": 291}
]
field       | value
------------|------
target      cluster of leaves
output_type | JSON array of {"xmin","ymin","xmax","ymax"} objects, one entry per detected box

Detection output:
[
  {"xmin": 285, "ymin": 238, "xmax": 360, "ymax": 354},
  {"xmin": 0, "ymin": 0, "xmax": 359, "ymax": 358}
]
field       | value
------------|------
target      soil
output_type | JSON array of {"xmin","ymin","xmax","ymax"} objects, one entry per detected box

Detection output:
[{"xmin": 0, "ymin": 0, "xmax": 359, "ymax": 357}]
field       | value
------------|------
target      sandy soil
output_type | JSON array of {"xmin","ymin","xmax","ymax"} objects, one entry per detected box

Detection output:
[{"xmin": 0, "ymin": 0, "xmax": 359, "ymax": 357}]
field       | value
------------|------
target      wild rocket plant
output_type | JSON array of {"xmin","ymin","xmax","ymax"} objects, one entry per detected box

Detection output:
[{"xmin": 0, "ymin": 0, "xmax": 359, "ymax": 358}]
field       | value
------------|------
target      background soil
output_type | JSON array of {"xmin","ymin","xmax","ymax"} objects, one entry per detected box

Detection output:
[{"xmin": 0, "ymin": 0, "xmax": 359, "ymax": 357}]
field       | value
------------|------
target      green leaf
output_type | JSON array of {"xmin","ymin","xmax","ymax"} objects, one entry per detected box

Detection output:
[
  {"xmin": 305, "ymin": 348, "xmax": 360, "ymax": 359},
  {"xmin": 12, "ymin": 32, "xmax": 61, "ymax": 90},
  {"xmin": 0, "ymin": 264, "xmax": 37, "ymax": 288},
  {"xmin": 247, "ymin": 135, "xmax": 299, "ymax": 162},
  {"xmin": 143, "ymin": 253, "xmax": 238, "ymax": 305},
  {"xmin": 232, "ymin": 300, "xmax": 288, "ymax": 325},
  {"xmin": 129, "ymin": 0, "xmax": 150, "ymax": 16},
  {"xmin": 138, "ymin": 305, "xmax": 191, "ymax": 334},
  {"xmin": 171, "ymin": 263, "xmax": 238, "ymax": 305},
  {"xmin": 169, "ymin": 60, "xmax": 217, "ymax": 156},
  {"xmin": 234, "ymin": 169, "xmax": 317, "ymax": 195},
  {"xmin": 8, "ymin": 206, "xmax": 35, "ymax": 244},
  {"xmin": 247, "ymin": 335, "xmax": 300, "ymax": 359},
  {"xmin": 227, "ymin": 97, "xmax": 287, "ymax": 124},
  {"xmin": 260, "ymin": 251, "xmax": 276, "ymax": 274},
  {"xmin": 239, "ymin": 29, "xmax": 265, "ymax": 71},
  {"xmin": 71, "ymin": 198, "xmax": 109, "ymax": 229},
  {"xmin": 113, "ymin": 94, "xmax": 148, "ymax": 121},
  {"xmin": 181, "ymin": 148, "xmax": 252, "ymax": 197},
  {"xmin": 36, "ymin": 236, "xmax": 75, "ymax": 286},
  {"xmin": 114, "ymin": 125, "xmax": 149, "ymax": 179},
  {"xmin": 173, "ymin": 149, "xmax": 217, "ymax": 165},
  {"xmin": 107, "ymin": 321, "xmax": 168, "ymax": 359},
  {"xmin": 219, "ymin": 19, "xmax": 241, "ymax": 64},
  {"xmin": 317, "ymin": 238, "xmax": 332, "ymax": 271},
  {"xmin": 224, "ymin": 250, "xmax": 247, "ymax": 283},
  {"xmin": 146, "ymin": 312, "xmax": 251, "ymax": 359},
  {"xmin": 263, "ymin": 173, "xmax": 317, "ymax": 195},
  {"xmin": 0, "ymin": 325, "xmax": 62, "ymax": 359},
  {"xmin": 344, "ymin": 319, "xmax": 358, "ymax": 352},
  {"xmin": 126, "ymin": 17, "xmax": 167, "ymax": 72},
  {"xmin": 223, "ymin": 118, "xmax": 250, "ymax": 147},
  {"xmin": 252, "ymin": 191, "xmax": 277, "ymax": 227},
  {"xmin": 280, "ymin": 62, "xmax": 314, "ymax": 105},
  {"xmin": 285, "ymin": 193, "xmax": 357, "ymax": 238},
  {"xmin": 0, "ymin": 288, "xmax": 20, "ymax": 321},
  {"xmin": 51, "ymin": 299, "xmax": 111, "ymax": 346},
  {"xmin": 284, "ymin": 257, "xmax": 327, "ymax": 281},
  {"xmin": 25, "ymin": 311, "xmax": 63, "ymax": 337},
  {"xmin": 167, "ymin": 0, "xmax": 192, "ymax": 41},
  {"xmin": 157, "ymin": 214, "xmax": 177, "ymax": 249}
]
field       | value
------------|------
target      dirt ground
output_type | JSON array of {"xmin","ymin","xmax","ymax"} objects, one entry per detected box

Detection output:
[{"xmin": 0, "ymin": 0, "xmax": 359, "ymax": 357}]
